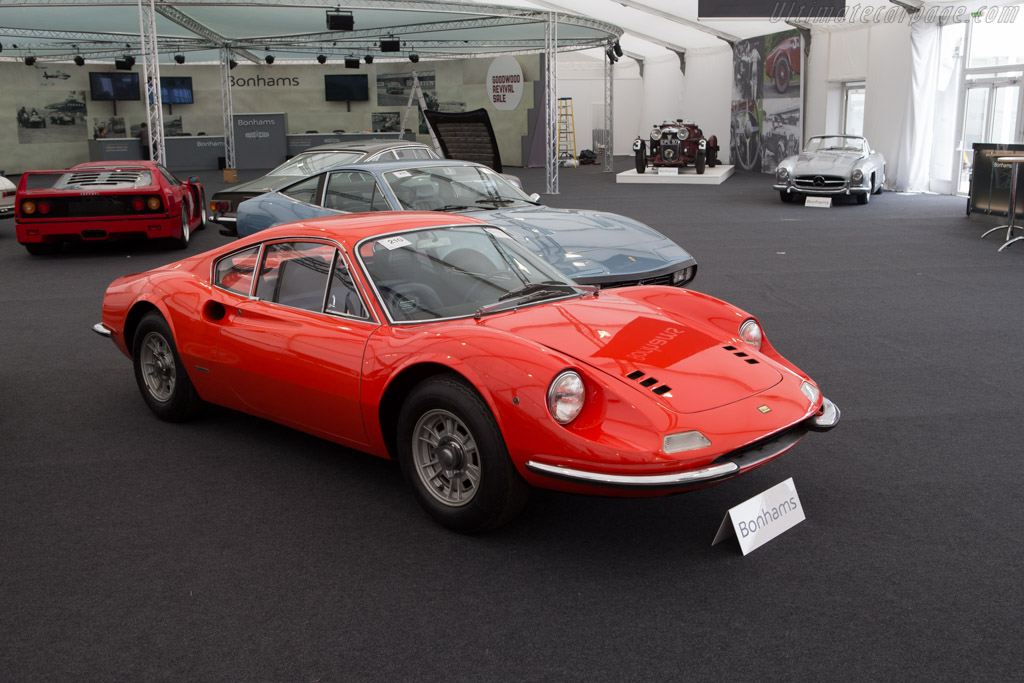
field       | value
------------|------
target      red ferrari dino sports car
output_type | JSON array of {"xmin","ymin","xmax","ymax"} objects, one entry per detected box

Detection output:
[
  {"xmin": 94, "ymin": 212, "xmax": 839, "ymax": 531},
  {"xmin": 15, "ymin": 160, "xmax": 206, "ymax": 255}
]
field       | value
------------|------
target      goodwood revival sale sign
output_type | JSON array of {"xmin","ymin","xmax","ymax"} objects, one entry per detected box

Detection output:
[{"xmin": 486, "ymin": 56, "xmax": 523, "ymax": 111}]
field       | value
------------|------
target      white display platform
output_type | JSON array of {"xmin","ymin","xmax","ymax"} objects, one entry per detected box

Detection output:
[{"xmin": 616, "ymin": 165, "xmax": 734, "ymax": 185}]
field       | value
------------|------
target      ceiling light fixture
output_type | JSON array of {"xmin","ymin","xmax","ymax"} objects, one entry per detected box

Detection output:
[
  {"xmin": 265, "ymin": 54, "xmax": 275, "ymax": 64},
  {"xmin": 408, "ymin": 53, "xmax": 419, "ymax": 63},
  {"xmin": 229, "ymin": 59, "xmax": 238, "ymax": 69},
  {"xmin": 24, "ymin": 55, "xmax": 36, "ymax": 66},
  {"xmin": 317, "ymin": 54, "xmax": 327, "ymax": 64},
  {"xmin": 174, "ymin": 54, "xmax": 185, "ymax": 64},
  {"xmin": 364, "ymin": 54, "xmax": 373, "ymax": 64},
  {"xmin": 74, "ymin": 55, "xmax": 85, "ymax": 66}
]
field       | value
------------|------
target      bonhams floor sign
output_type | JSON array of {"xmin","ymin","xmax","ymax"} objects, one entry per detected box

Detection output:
[
  {"xmin": 486, "ymin": 56, "xmax": 523, "ymax": 111},
  {"xmin": 712, "ymin": 478, "xmax": 805, "ymax": 555}
]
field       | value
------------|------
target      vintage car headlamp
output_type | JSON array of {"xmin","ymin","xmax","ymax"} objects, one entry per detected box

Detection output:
[
  {"xmin": 547, "ymin": 370, "xmax": 585, "ymax": 424},
  {"xmin": 777, "ymin": 167, "xmax": 790, "ymax": 181},
  {"xmin": 800, "ymin": 381, "xmax": 821, "ymax": 404},
  {"xmin": 739, "ymin": 319, "xmax": 762, "ymax": 350},
  {"xmin": 663, "ymin": 430, "xmax": 711, "ymax": 454},
  {"xmin": 852, "ymin": 169, "xmax": 864, "ymax": 184},
  {"xmin": 677, "ymin": 127, "xmax": 690, "ymax": 141},
  {"xmin": 650, "ymin": 129, "xmax": 662, "ymax": 141},
  {"xmin": 671, "ymin": 267, "xmax": 692, "ymax": 285}
]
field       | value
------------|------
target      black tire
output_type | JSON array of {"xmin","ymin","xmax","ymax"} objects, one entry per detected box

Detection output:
[
  {"xmin": 707, "ymin": 149, "xmax": 718, "ymax": 168},
  {"xmin": 635, "ymin": 147, "xmax": 647, "ymax": 174},
  {"xmin": 24, "ymin": 242, "xmax": 61, "ymax": 256},
  {"xmin": 170, "ymin": 205, "xmax": 191, "ymax": 249},
  {"xmin": 132, "ymin": 311, "xmax": 202, "ymax": 422},
  {"xmin": 397, "ymin": 374, "xmax": 530, "ymax": 533},
  {"xmin": 780, "ymin": 190, "xmax": 795, "ymax": 203},
  {"xmin": 857, "ymin": 190, "xmax": 870, "ymax": 205},
  {"xmin": 192, "ymin": 188, "xmax": 207, "ymax": 230},
  {"xmin": 873, "ymin": 174, "xmax": 883, "ymax": 195},
  {"xmin": 695, "ymin": 150, "xmax": 706, "ymax": 175},
  {"xmin": 774, "ymin": 58, "xmax": 791, "ymax": 93}
]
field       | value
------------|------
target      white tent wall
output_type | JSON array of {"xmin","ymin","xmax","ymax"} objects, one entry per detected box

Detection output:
[
  {"xmin": 646, "ymin": 49, "xmax": 734, "ymax": 158},
  {"xmin": 803, "ymin": 21, "xmax": 913, "ymax": 188},
  {"xmin": 554, "ymin": 53, "xmax": 643, "ymax": 157}
]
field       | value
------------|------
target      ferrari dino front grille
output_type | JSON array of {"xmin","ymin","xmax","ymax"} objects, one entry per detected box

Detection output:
[
  {"xmin": 626, "ymin": 369, "xmax": 672, "ymax": 395},
  {"xmin": 722, "ymin": 345, "xmax": 760, "ymax": 364},
  {"xmin": 793, "ymin": 174, "xmax": 846, "ymax": 190},
  {"xmin": 600, "ymin": 273, "xmax": 676, "ymax": 289}
]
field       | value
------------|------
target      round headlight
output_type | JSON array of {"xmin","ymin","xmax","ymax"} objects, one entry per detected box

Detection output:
[
  {"xmin": 678, "ymin": 127, "xmax": 689, "ymax": 141},
  {"xmin": 650, "ymin": 129, "xmax": 662, "ymax": 141},
  {"xmin": 777, "ymin": 167, "xmax": 789, "ymax": 180},
  {"xmin": 852, "ymin": 169, "xmax": 864, "ymax": 183},
  {"xmin": 547, "ymin": 370, "xmax": 585, "ymax": 424},
  {"xmin": 739, "ymin": 319, "xmax": 762, "ymax": 350}
]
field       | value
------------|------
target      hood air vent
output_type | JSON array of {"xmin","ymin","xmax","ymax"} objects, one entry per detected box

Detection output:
[{"xmin": 625, "ymin": 369, "xmax": 671, "ymax": 395}]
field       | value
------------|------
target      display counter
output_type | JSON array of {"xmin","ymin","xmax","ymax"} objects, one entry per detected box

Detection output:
[
  {"xmin": 88, "ymin": 136, "xmax": 225, "ymax": 171},
  {"xmin": 969, "ymin": 142, "xmax": 1024, "ymax": 220},
  {"xmin": 286, "ymin": 131, "xmax": 417, "ymax": 157},
  {"xmin": 88, "ymin": 138, "xmax": 142, "ymax": 162}
]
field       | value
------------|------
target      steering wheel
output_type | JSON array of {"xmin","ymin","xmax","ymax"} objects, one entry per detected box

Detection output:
[{"xmin": 464, "ymin": 272, "xmax": 515, "ymax": 303}]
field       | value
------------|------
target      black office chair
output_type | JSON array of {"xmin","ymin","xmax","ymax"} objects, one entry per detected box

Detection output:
[
  {"xmin": 332, "ymin": 129, "xmax": 346, "ymax": 134},
  {"xmin": 197, "ymin": 132, "xmax": 206, "ymax": 136},
  {"xmin": 306, "ymin": 130, "xmax": 318, "ymax": 134}
]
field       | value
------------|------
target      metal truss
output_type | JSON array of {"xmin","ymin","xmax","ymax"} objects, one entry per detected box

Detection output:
[
  {"xmin": 603, "ymin": 46, "xmax": 614, "ymax": 173},
  {"xmin": 219, "ymin": 47, "xmax": 235, "ymax": 170},
  {"xmin": 155, "ymin": 5, "xmax": 262, "ymax": 63},
  {"xmin": 139, "ymin": 0, "xmax": 165, "ymax": 165},
  {"xmin": 544, "ymin": 12, "xmax": 558, "ymax": 195}
]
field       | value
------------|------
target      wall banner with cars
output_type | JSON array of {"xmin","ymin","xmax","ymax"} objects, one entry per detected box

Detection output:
[{"xmin": 730, "ymin": 29, "xmax": 804, "ymax": 173}]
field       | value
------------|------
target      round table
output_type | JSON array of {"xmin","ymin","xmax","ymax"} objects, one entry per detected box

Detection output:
[{"xmin": 980, "ymin": 156, "xmax": 1024, "ymax": 252}]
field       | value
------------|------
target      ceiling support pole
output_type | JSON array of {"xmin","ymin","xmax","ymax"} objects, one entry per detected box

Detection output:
[
  {"xmin": 220, "ymin": 48, "xmax": 236, "ymax": 171},
  {"xmin": 603, "ymin": 46, "xmax": 614, "ymax": 172},
  {"xmin": 544, "ymin": 11, "xmax": 558, "ymax": 194},
  {"xmin": 138, "ymin": 0, "xmax": 164, "ymax": 164}
]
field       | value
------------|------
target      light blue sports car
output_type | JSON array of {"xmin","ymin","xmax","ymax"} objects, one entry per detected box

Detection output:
[{"xmin": 235, "ymin": 159, "xmax": 698, "ymax": 289}]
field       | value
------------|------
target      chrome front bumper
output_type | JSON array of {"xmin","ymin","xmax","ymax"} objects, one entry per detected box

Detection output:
[
  {"xmin": 525, "ymin": 397, "xmax": 839, "ymax": 490},
  {"xmin": 92, "ymin": 322, "xmax": 112, "ymax": 338},
  {"xmin": 774, "ymin": 183, "xmax": 869, "ymax": 196}
]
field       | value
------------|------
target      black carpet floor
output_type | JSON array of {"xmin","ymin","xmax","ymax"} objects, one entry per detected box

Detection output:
[{"xmin": 2, "ymin": 161, "xmax": 1022, "ymax": 681}]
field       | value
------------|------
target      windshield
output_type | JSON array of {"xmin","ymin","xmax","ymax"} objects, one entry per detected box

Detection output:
[
  {"xmin": 267, "ymin": 151, "xmax": 365, "ymax": 178},
  {"xmin": 358, "ymin": 225, "xmax": 582, "ymax": 322},
  {"xmin": 805, "ymin": 136, "xmax": 867, "ymax": 153},
  {"xmin": 383, "ymin": 165, "xmax": 535, "ymax": 212}
]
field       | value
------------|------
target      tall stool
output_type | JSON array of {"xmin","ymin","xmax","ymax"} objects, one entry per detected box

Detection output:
[{"xmin": 981, "ymin": 156, "xmax": 1024, "ymax": 252}]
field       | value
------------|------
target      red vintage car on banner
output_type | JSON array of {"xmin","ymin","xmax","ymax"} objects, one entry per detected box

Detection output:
[
  {"xmin": 15, "ymin": 160, "xmax": 205, "ymax": 255},
  {"xmin": 765, "ymin": 35, "xmax": 802, "ymax": 94},
  {"xmin": 93, "ymin": 212, "xmax": 839, "ymax": 532}
]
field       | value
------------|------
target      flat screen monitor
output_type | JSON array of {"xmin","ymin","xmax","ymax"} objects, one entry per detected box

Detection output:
[
  {"xmin": 89, "ymin": 72, "xmax": 141, "ymax": 101},
  {"xmin": 160, "ymin": 76, "xmax": 194, "ymax": 104},
  {"xmin": 325, "ymin": 74, "xmax": 369, "ymax": 102}
]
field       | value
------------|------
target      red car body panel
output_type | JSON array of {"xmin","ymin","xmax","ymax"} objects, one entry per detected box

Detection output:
[
  {"xmin": 98, "ymin": 212, "xmax": 832, "ymax": 498},
  {"xmin": 15, "ymin": 160, "xmax": 203, "ymax": 246},
  {"xmin": 765, "ymin": 37, "xmax": 802, "ymax": 78}
]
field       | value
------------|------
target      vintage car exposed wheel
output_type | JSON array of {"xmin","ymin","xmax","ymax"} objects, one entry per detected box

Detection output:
[
  {"xmin": 780, "ymin": 191, "xmax": 796, "ymax": 203},
  {"xmin": 132, "ymin": 311, "xmax": 202, "ymax": 422},
  {"xmin": 635, "ymin": 147, "xmax": 647, "ymax": 174},
  {"xmin": 707, "ymin": 148, "xmax": 718, "ymax": 168},
  {"xmin": 24, "ymin": 242, "xmax": 62, "ymax": 256},
  {"xmin": 695, "ymin": 150, "xmax": 706, "ymax": 175},
  {"xmin": 397, "ymin": 374, "xmax": 529, "ymax": 532},
  {"xmin": 774, "ymin": 58, "xmax": 791, "ymax": 93}
]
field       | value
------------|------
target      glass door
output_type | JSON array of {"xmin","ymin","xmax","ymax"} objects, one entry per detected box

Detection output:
[{"xmin": 958, "ymin": 79, "xmax": 1023, "ymax": 194}]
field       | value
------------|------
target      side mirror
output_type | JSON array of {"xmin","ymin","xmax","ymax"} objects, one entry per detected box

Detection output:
[
  {"xmin": 529, "ymin": 193, "xmax": 541, "ymax": 202},
  {"xmin": 188, "ymin": 176, "xmax": 200, "ymax": 184}
]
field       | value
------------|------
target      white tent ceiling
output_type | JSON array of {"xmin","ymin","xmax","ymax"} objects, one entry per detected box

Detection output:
[{"xmin": 0, "ymin": 0, "xmax": 894, "ymax": 67}]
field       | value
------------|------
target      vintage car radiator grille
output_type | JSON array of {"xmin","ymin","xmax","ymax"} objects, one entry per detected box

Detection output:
[
  {"xmin": 659, "ymin": 142, "xmax": 680, "ymax": 162},
  {"xmin": 793, "ymin": 174, "xmax": 846, "ymax": 190},
  {"xmin": 626, "ymin": 369, "xmax": 672, "ymax": 395}
]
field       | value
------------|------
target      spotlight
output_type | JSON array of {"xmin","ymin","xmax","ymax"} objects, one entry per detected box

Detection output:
[
  {"xmin": 317, "ymin": 54, "xmax": 327, "ymax": 64},
  {"xmin": 229, "ymin": 59, "xmax": 238, "ymax": 69},
  {"xmin": 613, "ymin": 41, "xmax": 623, "ymax": 57},
  {"xmin": 345, "ymin": 58, "xmax": 359, "ymax": 69},
  {"xmin": 24, "ymin": 55, "xmax": 36, "ymax": 66},
  {"xmin": 265, "ymin": 54, "xmax": 274, "ymax": 65},
  {"xmin": 74, "ymin": 55, "xmax": 85, "ymax": 67},
  {"xmin": 326, "ymin": 9, "xmax": 354, "ymax": 31},
  {"xmin": 174, "ymin": 54, "xmax": 185, "ymax": 64},
  {"xmin": 380, "ymin": 38, "xmax": 401, "ymax": 52},
  {"xmin": 409, "ymin": 53, "xmax": 419, "ymax": 63},
  {"xmin": 605, "ymin": 48, "xmax": 618, "ymax": 64},
  {"xmin": 115, "ymin": 55, "xmax": 135, "ymax": 69},
  {"xmin": 364, "ymin": 54, "xmax": 373, "ymax": 64}
]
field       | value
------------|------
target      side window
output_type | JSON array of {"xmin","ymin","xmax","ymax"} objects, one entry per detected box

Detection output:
[
  {"xmin": 324, "ymin": 171, "xmax": 387, "ymax": 212},
  {"xmin": 413, "ymin": 148, "xmax": 436, "ymax": 160},
  {"xmin": 254, "ymin": 242, "xmax": 334, "ymax": 312},
  {"xmin": 214, "ymin": 245, "xmax": 262, "ymax": 296},
  {"xmin": 157, "ymin": 165, "xmax": 181, "ymax": 186},
  {"xmin": 326, "ymin": 253, "xmax": 368, "ymax": 319},
  {"xmin": 371, "ymin": 150, "xmax": 398, "ymax": 161},
  {"xmin": 281, "ymin": 174, "xmax": 323, "ymax": 205}
]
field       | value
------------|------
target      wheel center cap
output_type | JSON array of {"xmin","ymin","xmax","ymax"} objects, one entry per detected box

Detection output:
[{"xmin": 434, "ymin": 436, "xmax": 465, "ymax": 474}]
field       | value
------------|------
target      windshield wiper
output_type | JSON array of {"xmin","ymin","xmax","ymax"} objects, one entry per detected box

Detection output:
[
  {"xmin": 475, "ymin": 197, "xmax": 519, "ymax": 207},
  {"xmin": 439, "ymin": 204, "xmax": 475, "ymax": 212},
  {"xmin": 497, "ymin": 281, "xmax": 578, "ymax": 301}
]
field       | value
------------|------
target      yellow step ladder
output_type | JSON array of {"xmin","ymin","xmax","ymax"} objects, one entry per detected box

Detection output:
[{"xmin": 557, "ymin": 97, "xmax": 578, "ymax": 167}]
